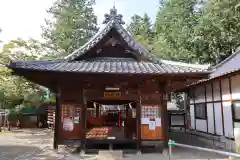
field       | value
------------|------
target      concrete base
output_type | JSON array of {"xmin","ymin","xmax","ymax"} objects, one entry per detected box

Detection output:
[
  {"xmin": 142, "ymin": 140, "xmax": 164, "ymax": 146},
  {"xmin": 98, "ymin": 150, "xmax": 123, "ymax": 159}
]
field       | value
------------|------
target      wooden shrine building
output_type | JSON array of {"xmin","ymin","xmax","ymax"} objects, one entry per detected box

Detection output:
[{"xmin": 7, "ymin": 7, "xmax": 210, "ymax": 151}]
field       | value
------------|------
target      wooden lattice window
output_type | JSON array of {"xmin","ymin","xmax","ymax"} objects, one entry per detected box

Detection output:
[{"xmin": 141, "ymin": 106, "xmax": 160, "ymax": 118}]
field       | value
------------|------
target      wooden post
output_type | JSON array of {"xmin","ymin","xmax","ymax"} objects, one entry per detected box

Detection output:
[
  {"xmin": 158, "ymin": 81, "xmax": 169, "ymax": 148},
  {"xmin": 183, "ymin": 92, "xmax": 187, "ymax": 133},
  {"xmin": 162, "ymin": 92, "xmax": 169, "ymax": 147},
  {"xmin": 136, "ymin": 101, "xmax": 141, "ymax": 152},
  {"xmin": 53, "ymin": 89, "xmax": 60, "ymax": 150},
  {"xmin": 80, "ymin": 89, "xmax": 87, "ymax": 154},
  {"xmin": 96, "ymin": 104, "xmax": 100, "ymax": 118}
]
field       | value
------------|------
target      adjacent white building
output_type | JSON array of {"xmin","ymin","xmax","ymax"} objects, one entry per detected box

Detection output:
[{"xmin": 186, "ymin": 49, "xmax": 240, "ymax": 139}]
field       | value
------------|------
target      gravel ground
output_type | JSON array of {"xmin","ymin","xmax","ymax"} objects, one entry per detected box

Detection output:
[{"xmin": 0, "ymin": 129, "xmax": 230, "ymax": 160}]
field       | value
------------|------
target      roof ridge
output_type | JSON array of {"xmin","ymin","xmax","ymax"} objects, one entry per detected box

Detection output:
[
  {"xmin": 63, "ymin": 19, "xmax": 161, "ymax": 64},
  {"xmin": 64, "ymin": 20, "xmax": 114, "ymax": 61},
  {"xmin": 161, "ymin": 59, "xmax": 210, "ymax": 69}
]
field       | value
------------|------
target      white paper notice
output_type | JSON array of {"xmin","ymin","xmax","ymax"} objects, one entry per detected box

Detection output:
[
  {"xmin": 155, "ymin": 118, "xmax": 161, "ymax": 126},
  {"xmin": 149, "ymin": 121, "xmax": 156, "ymax": 130},
  {"xmin": 141, "ymin": 118, "xmax": 149, "ymax": 124}
]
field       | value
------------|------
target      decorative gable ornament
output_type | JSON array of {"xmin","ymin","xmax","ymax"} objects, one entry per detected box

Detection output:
[{"xmin": 102, "ymin": 5, "xmax": 125, "ymax": 25}]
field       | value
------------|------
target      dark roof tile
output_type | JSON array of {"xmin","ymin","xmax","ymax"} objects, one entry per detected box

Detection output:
[{"xmin": 9, "ymin": 58, "xmax": 210, "ymax": 75}]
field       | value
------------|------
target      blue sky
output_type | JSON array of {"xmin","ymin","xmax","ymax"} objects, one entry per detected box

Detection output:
[{"xmin": 0, "ymin": 0, "xmax": 159, "ymax": 43}]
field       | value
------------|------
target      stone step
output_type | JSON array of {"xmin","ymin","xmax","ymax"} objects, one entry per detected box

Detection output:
[{"xmin": 98, "ymin": 150, "xmax": 123, "ymax": 159}]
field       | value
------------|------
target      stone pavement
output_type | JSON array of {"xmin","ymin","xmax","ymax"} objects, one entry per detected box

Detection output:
[{"xmin": 0, "ymin": 128, "xmax": 231, "ymax": 160}]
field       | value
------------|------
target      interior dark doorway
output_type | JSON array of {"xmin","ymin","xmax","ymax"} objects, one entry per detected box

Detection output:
[{"xmin": 85, "ymin": 100, "xmax": 137, "ymax": 144}]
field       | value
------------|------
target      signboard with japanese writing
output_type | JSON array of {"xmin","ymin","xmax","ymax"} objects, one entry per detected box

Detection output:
[{"xmin": 103, "ymin": 92, "xmax": 121, "ymax": 98}]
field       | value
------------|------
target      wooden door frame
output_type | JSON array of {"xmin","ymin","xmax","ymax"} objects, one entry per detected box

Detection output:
[{"xmin": 83, "ymin": 89, "xmax": 141, "ymax": 144}]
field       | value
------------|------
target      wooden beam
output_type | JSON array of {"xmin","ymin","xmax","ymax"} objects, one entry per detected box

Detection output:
[
  {"xmin": 211, "ymin": 82, "xmax": 216, "ymax": 135},
  {"xmin": 136, "ymin": 100, "xmax": 141, "ymax": 150},
  {"xmin": 158, "ymin": 81, "xmax": 168, "ymax": 147},
  {"xmin": 219, "ymin": 80, "xmax": 225, "ymax": 136},
  {"xmin": 81, "ymin": 89, "xmax": 87, "ymax": 152},
  {"xmin": 53, "ymin": 88, "xmax": 60, "ymax": 150},
  {"xmin": 229, "ymin": 77, "xmax": 235, "ymax": 137}
]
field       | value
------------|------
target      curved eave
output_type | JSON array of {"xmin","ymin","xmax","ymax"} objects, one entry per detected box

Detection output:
[
  {"xmin": 7, "ymin": 59, "xmax": 211, "ymax": 76},
  {"xmin": 63, "ymin": 19, "xmax": 160, "ymax": 64}
]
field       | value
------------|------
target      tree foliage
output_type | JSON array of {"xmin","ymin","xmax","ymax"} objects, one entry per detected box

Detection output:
[
  {"xmin": 127, "ymin": 0, "xmax": 240, "ymax": 65},
  {"xmin": 42, "ymin": 0, "xmax": 98, "ymax": 56},
  {"xmin": 193, "ymin": 0, "xmax": 240, "ymax": 64},
  {"xmin": 152, "ymin": 0, "xmax": 200, "ymax": 62},
  {"xmin": 127, "ymin": 13, "xmax": 153, "ymax": 51},
  {"xmin": 126, "ymin": 0, "xmax": 240, "ymax": 103},
  {"xmin": 0, "ymin": 39, "xmax": 43, "ymax": 109}
]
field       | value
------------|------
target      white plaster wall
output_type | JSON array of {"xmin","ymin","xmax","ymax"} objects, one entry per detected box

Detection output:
[
  {"xmin": 223, "ymin": 101, "xmax": 234, "ymax": 138},
  {"xmin": 206, "ymin": 83, "xmax": 213, "ymax": 102},
  {"xmin": 194, "ymin": 86, "xmax": 205, "ymax": 103},
  {"xmin": 214, "ymin": 102, "xmax": 223, "ymax": 135},
  {"xmin": 231, "ymin": 74, "xmax": 240, "ymax": 100},
  {"xmin": 190, "ymin": 105, "xmax": 195, "ymax": 129},
  {"xmin": 196, "ymin": 119, "xmax": 207, "ymax": 132},
  {"xmin": 190, "ymin": 98, "xmax": 194, "ymax": 104},
  {"xmin": 221, "ymin": 78, "xmax": 231, "ymax": 101},
  {"xmin": 207, "ymin": 103, "xmax": 215, "ymax": 134},
  {"xmin": 213, "ymin": 80, "xmax": 221, "ymax": 101}
]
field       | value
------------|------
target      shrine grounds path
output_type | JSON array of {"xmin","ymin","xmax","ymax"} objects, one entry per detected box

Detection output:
[{"xmin": 0, "ymin": 129, "xmax": 228, "ymax": 160}]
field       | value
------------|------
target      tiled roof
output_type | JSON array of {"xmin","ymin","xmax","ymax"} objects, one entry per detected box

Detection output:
[
  {"xmin": 185, "ymin": 68, "xmax": 240, "ymax": 87},
  {"xmin": 9, "ymin": 58, "xmax": 210, "ymax": 74},
  {"xmin": 182, "ymin": 48, "xmax": 240, "ymax": 88},
  {"xmin": 8, "ymin": 7, "xmax": 211, "ymax": 76},
  {"xmin": 64, "ymin": 19, "xmax": 160, "ymax": 63}
]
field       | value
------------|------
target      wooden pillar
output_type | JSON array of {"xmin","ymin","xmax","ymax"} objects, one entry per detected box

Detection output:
[
  {"xmin": 96, "ymin": 104, "xmax": 100, "ymax": 117},
  {"xmin": 162, "ymin": 92, "xmax": 168, "ymax": 147},
  {"xmin": 158, "ymin": 81, "xmax": 169, "ymax": 147},
  {"xmin": 53, "ymin": 89, "xmax": 60, "ymax": 150},
  {"xmin": 183, "ymin": 92, "xmax": 187, "ymax": 133},
  {"xmin": 81, "ymin": 89, "xmax": 87, "ymax": 152},
  {"xmin": 136, "ymin": 101, "xmax": 141, "ymax": 150}
]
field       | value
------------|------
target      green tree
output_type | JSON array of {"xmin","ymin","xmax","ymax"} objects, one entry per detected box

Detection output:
[
  {"xmin": 0, "ymin": 39, "xmax": 41, "ymax": 109},
  {"xmin": 42, "ymin": 0, "xmax": 98, "ymax": 56},
  {"xmin": 140, "ymin": 13, "xmax": 153, "ymax": 42},
  {"xmin": 0, "ymin": 39, "xmax": 48, "ymax": 130},
  {"xmin": 193, "ymin": 0, "xmax": 240, "ymax": 64},
  {"xmin": 127, "ymin": 13, "xmax": 153, "ymax": 50},
  {"xmin": 127, "ymin": 14, "xmax": 142, "ymax": 36},
  {"xmin": 152, "ymin": 0, "xmax": 200, "ymax": 62}
]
